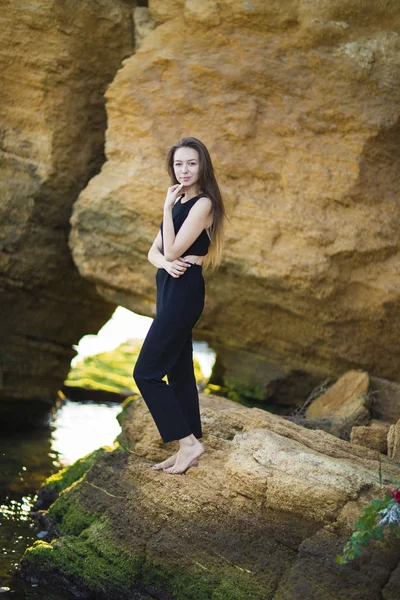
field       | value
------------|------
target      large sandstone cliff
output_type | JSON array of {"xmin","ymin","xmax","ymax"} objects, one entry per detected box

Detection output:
[
  {"xmin": 0, "ymin": 1, "xmax": 136, "ymax": 406},
  {"xmin": 2, "ymin": 0, "xmax": 400, "ymax": 407},
  {"xmin": 69, "ymin": 0, "xmax": 400, "ymax": 402}
]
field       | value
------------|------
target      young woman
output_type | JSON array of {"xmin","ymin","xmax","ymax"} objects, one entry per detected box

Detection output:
[{"xmin": 133, "ymin": 137, "xmax": 225, "ymax": 475}]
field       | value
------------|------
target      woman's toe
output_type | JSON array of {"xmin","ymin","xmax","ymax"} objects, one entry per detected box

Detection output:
[{"xmin": 163, "ymin": 466, "xmax": 177, "ymax": 474}]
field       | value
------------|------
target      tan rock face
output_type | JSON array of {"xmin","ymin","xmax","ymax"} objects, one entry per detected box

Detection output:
[
  {"xmin": 69, "ymin": 0, "xmax": 400, "ymax": 401},
  {"xmin": 350, "ymin": 420, "xmax": 390, "ymax": 454},
  {"xmin": 305, "ymin": 370, "xmax": 370, "ymax": 421},
  {"xmin": 0, "ymin": 0, "xmax": 135, "ymax": 403}
]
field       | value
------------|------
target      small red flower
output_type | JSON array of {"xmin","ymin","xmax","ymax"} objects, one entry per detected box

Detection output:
[{"xmin": 388, "ymin": 488, "xmax": 400, "ymax": 504}]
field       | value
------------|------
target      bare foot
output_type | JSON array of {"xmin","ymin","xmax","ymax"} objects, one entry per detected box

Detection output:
[
  {"xmin": 163, "ymin": 440, "xmax": 204, "ymax": 475},
  {"xmin": 153, "ymin": 453, "xmax": 199, "ymax": 471},
  {"xmin": 152, "ymin": 452, "xmax": 178, "ymax": 470}
]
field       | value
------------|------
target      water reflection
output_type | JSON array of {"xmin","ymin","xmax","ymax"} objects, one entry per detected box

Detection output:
[
  {"xmin": 0, "ymin": 428, "xmax": 55, "ymax": 502},
  {"xmin": 0, "ymin": 497, "xmax": 33, "ymax": 522},
  {"xmin": 0, "ymin": 398, "xmax": 123, "ymax": 599},
  {"xmin": 51, "ymin": 400, "xmax": 122, "ymax": 465}
]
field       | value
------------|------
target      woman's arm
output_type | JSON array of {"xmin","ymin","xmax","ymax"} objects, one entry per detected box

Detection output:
[
  {"xmin": 148, "ymin": 230, "xmax": 193, "ymax": 278},
  {"xmin": 163, "ymin": 197, "xmax": 213, "ymax": 262},
  {"xmin": 148, "ymin": 230, "xmax": 168, "ymax": 269}
]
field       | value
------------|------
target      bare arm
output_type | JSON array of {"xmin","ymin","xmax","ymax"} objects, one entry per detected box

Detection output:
[
  {"xmin": 148, "ymin": 229, "xmax": 194, "ymax": 279},
  {"xmin": 163, "ymin": 196, "xmax": 213, "ymax": 262},
  {"xmin": 148, "ymin": 230, "xmax": 168, "ymax": 269}
]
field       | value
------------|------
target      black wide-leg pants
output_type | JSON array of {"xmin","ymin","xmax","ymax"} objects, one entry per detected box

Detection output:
[{"xmin": 133, "ymin": 264, "xmax": 205, "ymax": 443}]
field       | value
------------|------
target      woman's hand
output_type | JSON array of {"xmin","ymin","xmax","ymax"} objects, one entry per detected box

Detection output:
[
  {"xmin": 164, "ymin": 183, "xmax": 184, "ymax": 209},
  {"xmin": 165, "ymin": 257, "xmax": 192, "ymax": 278}
]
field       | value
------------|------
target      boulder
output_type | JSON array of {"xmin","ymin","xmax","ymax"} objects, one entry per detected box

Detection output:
[
  {"xmin": 350, "ymin": 420, "xmax": 391, "ymax": 454},
  {"xmin": 305, "ymin": 371, "xmax": 371, "ymax": 430},
  {"xmin": 20, "ymin": 393, "xmax": 400, "ymax": 599},
  {"xmin": 69, "ymin": 0, "xmax": 400, "ymax": 401}
]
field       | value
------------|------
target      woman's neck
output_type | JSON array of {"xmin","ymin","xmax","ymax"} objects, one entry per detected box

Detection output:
[{"xmin": 182, "ymin": 184, "xmax": 201, "ymax": 201}]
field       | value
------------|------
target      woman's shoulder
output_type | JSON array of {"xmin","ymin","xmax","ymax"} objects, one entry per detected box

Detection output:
[
  {"xmin": 193, "ymin": 195, "xmax": 212, "ymax": 210},
  {"xmin": 190, "ymin": 196, "xmax": 213, "ymax": 227}
]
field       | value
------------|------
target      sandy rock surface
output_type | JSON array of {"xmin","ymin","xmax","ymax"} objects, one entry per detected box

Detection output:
[{"xmin": 69, "ymin": 0, "xmax": 400, "ymax": 401}]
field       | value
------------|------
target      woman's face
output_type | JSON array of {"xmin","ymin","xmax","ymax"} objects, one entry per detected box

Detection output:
[{"xmin": 173, "ymin": 147, "xmax": 200, "ymax": 190}]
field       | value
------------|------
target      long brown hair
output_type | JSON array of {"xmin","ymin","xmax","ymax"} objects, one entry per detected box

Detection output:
[{"xmin": 166, "ymin": 137, "xmax": 226, "ymax": 269}]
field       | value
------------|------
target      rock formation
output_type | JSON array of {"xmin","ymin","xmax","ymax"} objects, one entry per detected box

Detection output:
[
  {"xmin": 388, "ymin": 421, "xmax": 400, "ymax": 462},
  {"xmin": 68, "ymin": 0, "xmax": 400, "ymax": 403},
  {"xmin": 3, "ymin": 0, "xmax": 400, "ymax": 410},
  {"xmin": 0, "ymin": 0, "xmax": 136, "ymax": 407},
  {"xmin": 351, "ymin": 420, "xmax": 390, "ymax": 454},
  {"xmin": 290, "ymin": 370, "xmax": 398, "ymax": 445},
  {"xmin": 21, "ymin": 393, "xmax": 400, "ymax": 599},
  {"xmin": 305, "ymin": 369, "xmax": 370, "ymax": 419}
]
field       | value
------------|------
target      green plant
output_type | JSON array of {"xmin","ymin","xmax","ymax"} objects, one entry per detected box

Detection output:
[{"xmin": 336, "ymin": 458, "xmax": 400, "ymax": 564}]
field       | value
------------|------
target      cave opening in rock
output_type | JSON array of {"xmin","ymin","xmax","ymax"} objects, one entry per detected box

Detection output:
[{"xmin": 66, "ymin": 306, "xmax": 217, "ymax": 401}]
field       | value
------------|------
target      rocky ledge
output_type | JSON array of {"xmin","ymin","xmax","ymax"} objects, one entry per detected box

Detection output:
[{"xmin": 20, "ymin": 394, "xmax": 400, "ymax": 599}]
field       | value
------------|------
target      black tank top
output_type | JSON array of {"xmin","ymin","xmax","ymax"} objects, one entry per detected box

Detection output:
[{"xmin": 160, "ymin": 193, "xmax": 211, "ymax": 257}]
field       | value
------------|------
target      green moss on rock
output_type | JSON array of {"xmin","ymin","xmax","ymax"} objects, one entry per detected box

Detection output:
[
  {"xmin": 212, "ymin": 578, "xmax": 257, "ymax": 600},
  {"xmin": 22, "ymin": 518, "xmax": 143, "ymax": 597},
  {"xmin": 224, "ymin": 376, "xmax": 264, "ymax": 402},
  {"xmin": 115, "ymin": 395, "xmax": 136, "ymax": 429},
  {"xmin": 48, "ymin": 485, "xmax": 98, "ymax": 536},
  {"xmin": 65, "ymin": 342, "xmax": 141, "ymax": 395},
  {"xmin": 205, "ymin": 383, "xmax": 242, "ymax": 403},
  {"xmin": 140, "ymin": 558, "xmax": 270, "ymax": 600},
  {"xmin": 65, "ymin": 341, "xmax": 206, "ymax": 396},
  {"xmin": 23, "ymin": 530, "xmax": 267, "ymax": 600},
  {"xmin": 24, "ymin": 479, "xmax": 270, "ymax": 600},
  {"xmin": 43, "ymin": 446, "xmax": 110, "ymax": 495}
]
